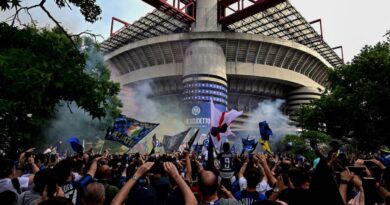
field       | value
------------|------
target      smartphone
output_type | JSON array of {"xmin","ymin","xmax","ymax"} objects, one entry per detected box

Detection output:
[
  {"xmin": 281, "ymin": 172, "xmax": 289, "ymax": 186},
  {"xmin": 335, "ymin": 171, "xmax": 341, "ymax": 184},
  {"xmin": 363, "ymin": 177, "xmax": 377, "ymax": 205},
  {"xmin": 347, "ymin": 166, "xmax": 366, "ymax": 176}
]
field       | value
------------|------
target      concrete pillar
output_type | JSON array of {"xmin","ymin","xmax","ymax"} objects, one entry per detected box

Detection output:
[
  {"xmin": 182, "ymin": 40, "xmax": 227, "ymax": 133},
  {"xmin": 192, "ymin": 0, "xmax": 221, "ymax": 32},
  {"xmin": 287, "ymin": 87, "xmax": 322, "ymax": 122}
]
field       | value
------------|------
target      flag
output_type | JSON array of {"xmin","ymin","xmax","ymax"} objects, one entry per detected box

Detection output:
[
  {"xmin": 206, "ymin": 134, "xmax": 215, "ymax": 171},
  {"xmin": 105, "ymin": 115, "xmax": 159, "ymax": 148},
  {"xmin": 231, "ymin": 144, "xmax": 236, "ymax": 153},
  {"xmin": 259, "ymin": 121, "xmax": 273, "ymax": 141},
  {"xmin": 210, "ymin": 99, "xmax": 243, "ymax": 142},
  {"xmin": 152, "ymin": 134, "xmax": 161, "ymax": 148},
  {"xmin": 67, "ymin": 137, "xmax": 83, "ymax": 153},
  {"xmin": 162, "ymin": 128, "xmax": 191, "ymax": 153},
  {"xmin": 187, "ymin": 128, "xmax": 200, "ymax": 149},
  {"xmin": 242, "ymin": 136, "xmax": 258, "ymax": 153},
  {"xmin": 259, "ymin": 121, "xmax": 273, "ymax": 153}
]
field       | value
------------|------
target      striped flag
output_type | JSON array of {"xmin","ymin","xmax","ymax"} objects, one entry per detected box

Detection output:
[{"xmin": 210, "ymin": 99, "xmax": 243, "ymax": 147}]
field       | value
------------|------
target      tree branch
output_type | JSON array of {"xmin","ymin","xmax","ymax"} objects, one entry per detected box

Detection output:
[
  {"xmin": 72, "ymin": 31, "xmax": 104, "ymax": 42},
  {"xmin": 7, "ymin": 0, "xmax": 102, "ymax": 50},
  {"xmin": 10, "ymin": 4, "xmax": 40, "ymax": 26},
  {"xmin": 39, "ymin": 0, "xmax": 77, "ymax": 48}
]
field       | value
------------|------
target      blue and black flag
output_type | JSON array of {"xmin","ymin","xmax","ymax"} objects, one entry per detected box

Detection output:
[{"xmin": 259, "ymin": 121, "xmax": 273, "ymax": 154}]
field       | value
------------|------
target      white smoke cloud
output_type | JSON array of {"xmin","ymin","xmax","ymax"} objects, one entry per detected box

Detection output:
[
  {"xmin": 243, "ymin": 99, "xmax": 298, "ymax": 149},
  {"xmin": 44, "ymin": 102, "xmax": 105, "ymax": 151},
  {"xmin": 118, "ymin": 81, "xmax": 187, "ymax": 149}
]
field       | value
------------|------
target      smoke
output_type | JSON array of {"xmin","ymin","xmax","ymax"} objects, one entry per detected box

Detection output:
[
  {"xmin": 243, "ymin": 99, "xmax": 298, "ymax": 149},
  {"xmin": 44, "ymin": 102, "xmax": 105, "ymax": 150},
  {"xmin": 43, "ymin": 38, "xmax": 108, "ymax": 151},
  {"xmin": 119, "ymin": 81, "xmax": 187, "ymax": 144}
]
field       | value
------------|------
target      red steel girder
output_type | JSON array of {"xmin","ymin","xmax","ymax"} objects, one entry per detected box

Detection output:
[
  {"xmin": 219, "ymin": 0, "xmax": 286, "ymax": 25},
  {"xmin": 110, "ymin": 17, "xmax": 130, "ymax": 37},
  {"xmin": 219, "ymin": 0, "xmax": 240, "ymax": 8},
  {"xmin": 142, "ymin": 0, "xmax": 196, "ymax": 24}
]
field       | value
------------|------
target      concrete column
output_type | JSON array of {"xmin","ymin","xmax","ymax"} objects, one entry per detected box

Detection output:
[
  {"xmin": 182, "ymin": 40, "xmax": 227, "ymax": 133},
  {"xmin": 287, "ymin": 86, "xmax": 322, "ymax": 122},
  {"xmin": 192, "ymin": 0, "xmax": 221, "ymax": 32}
]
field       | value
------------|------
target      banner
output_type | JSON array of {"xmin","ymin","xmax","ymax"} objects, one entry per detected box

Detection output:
[
  {"xmin": 105, "ymin": 115, "xmax": 159, "ymax": 148},
  {"xmin": 162, "ymin": 128, "xmax": 191, "ymax": 153}
]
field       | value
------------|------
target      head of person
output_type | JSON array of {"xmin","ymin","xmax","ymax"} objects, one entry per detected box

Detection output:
[
  {"xmin": 35, "ymin": 154, "xmax": 47, "ymax": 168},
  {"xmin": 223, "ymin": 142, "xmax": 230, "ymax": 153},
  {"xmin": 95, "ymin": 165, "xmax": 111, "ymax": 180},
  {"xmin": 245, "ymin": 167, "xmax": 262, "ymax": 189},
  {"xmin": 0, "ymin": 191, "xmax": 18, "ymax": 205},
  {"xmin": 198, "ymin": 170, "xmax": 219, "ymax": 197},
  {"xmin": 0, "ymin": 159, "xmax": 15, "ymax": 179},
  {"xmin": 81, "ymin": 182, "xmax": 105, "ymax": 205},
  {"xmin": 33, "ymin": 169, "xmax": 51, "ymax": 194},
  {"xmin": 288, "ymin": 167, "xmax": 309, "ymax": 189},
  {"xmin": 53, "ymin": 159, "xmax": 72, "ymax": 185}
]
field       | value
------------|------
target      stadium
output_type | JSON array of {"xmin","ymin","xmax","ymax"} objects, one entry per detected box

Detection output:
[{"xmin": 101, "ymin": 0, "xmax": 344, "ymax": 134}]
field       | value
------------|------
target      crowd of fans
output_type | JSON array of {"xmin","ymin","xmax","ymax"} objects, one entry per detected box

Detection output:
[{"xmin": 0, "ymin": 142, "xmax": 390, "ymax": 205}]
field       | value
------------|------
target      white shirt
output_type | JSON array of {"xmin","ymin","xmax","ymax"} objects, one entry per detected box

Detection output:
[
  {"xmin": 238, "ymin": 177, "xmax": 272, "ymax": 194},
  {"xmin": 0, "ymin": 177, "xmax": 29, "ymax": 195}
]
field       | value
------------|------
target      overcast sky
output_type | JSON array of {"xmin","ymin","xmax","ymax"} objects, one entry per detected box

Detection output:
[{"xmin": 1, "ymin": 0, "xmax": 389, "ymax": 62}]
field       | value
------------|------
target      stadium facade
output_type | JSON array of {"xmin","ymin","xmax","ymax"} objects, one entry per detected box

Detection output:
[{"xmin": 101, "ymin": 0, "xmax": 343, "ymax": 133}]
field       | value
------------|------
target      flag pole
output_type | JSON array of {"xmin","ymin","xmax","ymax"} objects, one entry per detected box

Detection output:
[{"xmin": 99, "ymin": 140, "xmax": 105, "ymax": 154}]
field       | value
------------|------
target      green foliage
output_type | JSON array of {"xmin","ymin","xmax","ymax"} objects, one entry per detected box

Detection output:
[
  {"xmin": 55, "ymin": 0, "xmax": 101, "ymax": 23},
  {"xmin": 0, "ymin": 0, "xmax": 101, "ymax": 23},
  {"xmin": 0, "ymin": 24, "xmax": 120, "ymax": 156},
  {"xmin": 299, "ymin": 39, "xmax": 390, "ymax": 150},
  {"xmin": 282, "ymin": 131, "xmax": 331, "ymax": 160}
]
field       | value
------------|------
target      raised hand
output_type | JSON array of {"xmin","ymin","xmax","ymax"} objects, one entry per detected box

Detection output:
[
  {"xmin": 163, "ymin": 162, "xmax": 180, "ymax": 178},
  {"xmin": 134, "ymin": 162, "xmax": 154, "ymax": 177}
]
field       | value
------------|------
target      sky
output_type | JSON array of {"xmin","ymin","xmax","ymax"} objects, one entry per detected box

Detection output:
[{"xmin": 1, "ymin": 0, "xmax": 389, "ymax": 62}]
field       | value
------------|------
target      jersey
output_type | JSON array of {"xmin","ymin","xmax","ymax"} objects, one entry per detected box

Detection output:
[
  {"xmin": 62, "ymin": 174, "xmax": 92, "ymax": 205},
  {"xmin": 219, "ymin": 152, "xmax": 234, "ymax": 173},
  {"xmin": 234, "ymin": 190, "xmax": 266, "ymax": 205}
]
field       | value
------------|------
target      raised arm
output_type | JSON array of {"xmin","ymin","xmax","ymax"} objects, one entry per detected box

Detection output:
[
  {"xmin": 339, "ymin": 169, "xmax": 354, "ymax": 205},
  {"xmin": 183, "ymin": 150, "xmax": 192, "ymax": 182},
  {"xmin": 27, "ymin": 155, "xmax": 39, "ymax": 184},
  {"xmin": 111, "ymin": 162, "xmax": 154, "ymax": 205},
  {"xmin": 257, "ymin": 154, "xmax": 277, "ymax": 186},
  {"xmin": 164, "ymin": 162, "xmax": 197, "ymax": 205},
  {"xmin": 87, "ymin": 156, "xmax": 103, "ymax": 178},
  {"xmin": 238, "ymin": 161, "xmax": 248, "ymax": 179}
]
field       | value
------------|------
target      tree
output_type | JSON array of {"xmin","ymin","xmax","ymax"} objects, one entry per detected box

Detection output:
[
  {"xmin": 0, "ymin": 24, "xmax": 120, "ymax": 156},
  {"xmin": 282, "ymin": 131, "xmax": 331, "ymax": 160},
  {"xmin": 300, "ymin": 38, "xmax": 390, "ymax": 150}
]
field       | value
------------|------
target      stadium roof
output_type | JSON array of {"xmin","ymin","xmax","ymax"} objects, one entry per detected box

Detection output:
[
  {"xmin": 101, "ymin": 0, "xmax": 343, "ymax": 68},
  {"xmin": 101, "ymin": 10, "xmax": 190, "ymax": 53}
]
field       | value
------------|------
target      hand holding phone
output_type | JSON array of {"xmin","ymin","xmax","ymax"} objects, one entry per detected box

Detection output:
[{"xmin": 347, "ymin": 166, "xmax": 367, "ymax": 177}]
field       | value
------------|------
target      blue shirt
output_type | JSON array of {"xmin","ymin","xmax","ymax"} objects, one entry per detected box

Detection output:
[{"xmin": 234, "ymin": 190, "xmax": 266, "ymax": 205}]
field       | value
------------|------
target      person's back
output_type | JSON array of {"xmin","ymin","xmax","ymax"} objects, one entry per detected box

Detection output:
[
  {"xmin": 17, "ymin": 169, "xmax": 54, "ymax": 205},
  {"xmin": 54, "ymin": 160, "xmax": 93, "ymax": 205},
  {"xmin": 219, "ymin": 143, "xmax": 234, "ymax": 191},
  {"xmin": 234, "ymin": 167, "xmax": 266, "ymax": 205},
  {"xmin": 127, "ymin": 184, "xmax": 158, "ymax": 205},
  {"xmin": 0, "ymin": 159, "xmax": 30, "ymax": 204},
  {"xmin": 0, "ymin": 190, "xmax": 18, "ymax": 205},
  {"xmin": 95, "ymin": 165, "xmax": 118, "ymax": 205},
  {"xmin": 198, "ymin": 170, "xmax": 240, "ymax": 205}
]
